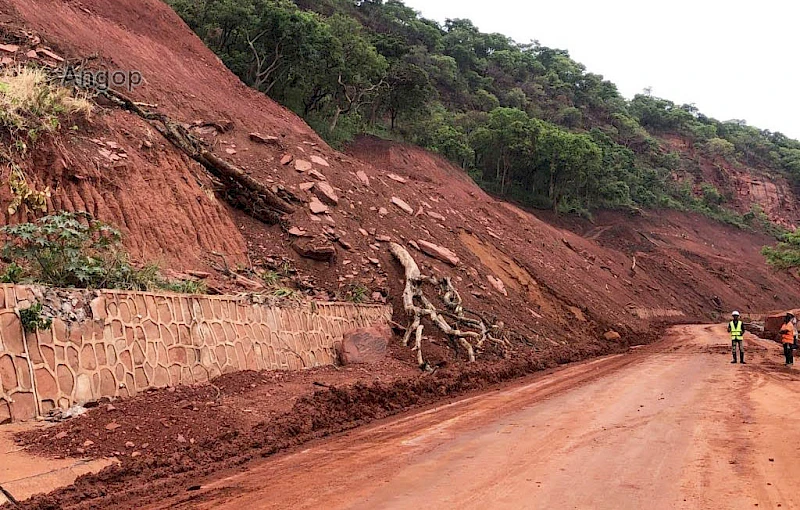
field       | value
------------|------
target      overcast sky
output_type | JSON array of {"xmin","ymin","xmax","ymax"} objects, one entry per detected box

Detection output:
[{"xmin": 403, "ymin": 0, "xmax": 800, "ymax": 139}]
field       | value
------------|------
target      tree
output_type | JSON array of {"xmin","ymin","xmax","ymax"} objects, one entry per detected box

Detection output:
[
  {"xmin": 469, "ymin": 107, "xmax": 538, "ymax": 195},
  {"xmin": 703, "ymin": 137, "xmax": 736, "ymax": 159},
  {"xmin": 326, "ymin": 15, "xmax": 388, "ymax": 131},
  {"xmin": 538, "ymin": 127, "xmax": 602, "ymax": 213},
  {"xmin": 384, "ymin": 60, "xmax": 434, "ymax": 129}
]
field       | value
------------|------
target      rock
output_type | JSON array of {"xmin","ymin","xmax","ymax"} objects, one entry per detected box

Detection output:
[
  {"xmin": 299, "ymin": 182, "xmax": 315, "ymax": 191},
  {"xmin": 312, "ymin": 182, "xmax": 339, "ymax": 205},
  {"xmin": 37, "ymin": 48, "xmax": 64, "ymax": 62},
  {"xmin": 0, "ymin": 44, "xmax": 19, "ymax": 53},
  {"xmin": 280, "ymin": 155, "xmax": 294, "ymax": 166},
  {"xmin": 55, "ymin": 431, "xmax": 68, "ymax": 439},
  {"xmin": 338, "ymin": 239, "xmax": 352, "ymax": 250},
  {"xmin": 391, "ymin": 197, "xmax": 414, "ymax": 215},
  {"xmin": 310, "ymin": 155, "xmax": 330, "ymax": 167},
  {"xmin": 603, "ymin": 330, "xmax": 622, "ymax": 341},
  {"xmin": 427, "ymin": 210, "xmax": 446, "ymax": 222},
  {"xmin": 375, "ymin": 235, "xmax": 392, "ymax": 242},
  {"xmin": 368, "ymin": 258, "xmax": 380, "ymax": 265},
  {"xmin": 340, "ymin": 325, "xmax": 392, "ymax": 364},
  {"xmin": 417, "ymin": 240, "xmax": 460, "ymax": 266},
  {"xmin": 186, "ymin": 271, "xmax": 210, "ymax": 279},
  {"xmin": 356, "ymin": 170, "xmax": 370, "ymax": 186},
  {"xmin": 409, "ymin": 240, "xmax": 420, "ymax": 251},
  {"xmin": 378, "ymin": 207, "xmax": 389, "ymax": 216},
  {"xmin": 235, "ymin": 274, "xmax": 264, "ymax": 290},
  {"xmin": 487, "ymin": 275, "xmax": 507, "ymax": 296},
  {"xmin": 177, "ymin": 434, "xmax": 186, "ymax": 443},
  {"xmin": 308, "ymin": 197, "xmax": 329, "ymax": 215},
  {"xmin": 308, "ymin": 169, "xmax": 327, "ymax": 181},
  {"xmin": 83, "ymin": 440, "xmax": 95, "ymax": 448},
  {"xmin": 105, "ymin": 422, "xmax": 121, "ymax": 431},
  {"xmin": 292, "ymin": 238, "xmax": 336, "ymax": 262},
  {"xmin": 225, "ymin": 148, "xmax": 237, "ymax": 155},
  {"xmin": 295, "ymin": 159, "xmax": 313, "ymax": 172},
  {"xmin": 528, "ymin": 308, "xmax": 543, "ymax": 319},
  {"xmin": 131, "ymin": 451, "xmax": 141, "ymax": 458},
  {"xmin": 288, "ymin": 227, "xmax": 309, "ymax": 237},
  {"xmin": 125, "ymin": 441, "xmax": 135, "ymax": 448},
  {"xmin": 359, "ymin": 229, "xmax": 368, "ymax": 236},
  {"xmin": 0, "ymin": 57, "xmax": 13, "ymax": 66},
  {"xmin": 26, "ymin": 50, "xmax": 38, "ymax": 59},
  {"xmin": 249, "ymin": 132, "xmax": 281, "ymax": 145},
  {"xmin": 387, "ymin": 173, "xmax": 407, "ymax": 183}
]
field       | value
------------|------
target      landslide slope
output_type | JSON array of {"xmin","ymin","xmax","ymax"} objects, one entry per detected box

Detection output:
[{"xmin": 0, "ymin": 0, "xmax": 797, "ymax": 361}]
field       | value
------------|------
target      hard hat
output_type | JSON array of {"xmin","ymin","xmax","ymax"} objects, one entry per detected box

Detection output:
[{"xmin": 732, "ymin": 311, "xmax": 740, "ymax": 316}]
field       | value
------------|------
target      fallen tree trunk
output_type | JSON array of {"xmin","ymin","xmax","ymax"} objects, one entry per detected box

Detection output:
[{"xmin": 94, "ymin": 86, "xmax": 295, "ymax": 224}]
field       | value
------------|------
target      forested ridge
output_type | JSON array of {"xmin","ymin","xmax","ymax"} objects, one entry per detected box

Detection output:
[{"xmin": 167, "ymin": 0, "xmax": 800, "ymax": 226}]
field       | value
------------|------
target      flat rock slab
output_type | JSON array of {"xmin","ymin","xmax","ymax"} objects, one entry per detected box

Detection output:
[
  {"xmin": 292, "ymin": 238, "xmax": 336, "ymax": 262},
  {"xmin": 310, "ymin": 155, "xmax": 330, "ymax": 167},
  {"xmin": 249, "ymin": 133, "xmax": 281, "ymax": 145},
  {"xmin": 309, "ymin": 197, "xmax": 329, "ymax": 214},
  {"xmin": 295, "ymin": 159, "xmax": 313, "ymax": 172},
  {"xmin": 391, "ymin": 197, "xmax": 413, "ymax": 215},
  {"xmin": 313, "ymin": 182, "xmax": 339, "ymax": 205},
  {"xmin": 418, "ymin": 240, "xmax": 460, "ymax": 266}
]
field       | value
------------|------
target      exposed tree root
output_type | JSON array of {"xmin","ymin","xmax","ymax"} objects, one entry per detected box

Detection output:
[{"xmin": 389, "ymin": 242, "xmax": 508, "ymax": 368}]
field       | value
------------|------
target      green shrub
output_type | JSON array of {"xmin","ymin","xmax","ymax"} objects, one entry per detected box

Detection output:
[
  {"xmin": 19, "ymin": 302, "xmax": 52, "ymax": 332},
  {"xmin": 346, "ymin": 283, "xmax": 369, "ymax": 303},
  {"xmin": 0, "ymin": 212, "xmax": 205, "ymax": 293},
  {"xmin": 0, "ymin": 262, "xmax": 23, "ymax": 283},
  {"xmin": 260, "ymin": 270, "xmax": 280, "ymax": 287}
]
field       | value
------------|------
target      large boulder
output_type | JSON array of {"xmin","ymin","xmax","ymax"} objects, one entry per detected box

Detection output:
[{"xmin": 340, "ymin": 325, "xmax": 392, "ymax": 364}]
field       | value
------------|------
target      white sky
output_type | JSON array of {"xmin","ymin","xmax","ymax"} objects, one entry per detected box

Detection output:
[{"xmin": 403, "ymin": 0, "xmax": 800, "ymax": 139}]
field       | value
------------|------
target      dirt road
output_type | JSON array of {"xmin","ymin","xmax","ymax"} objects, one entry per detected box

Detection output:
[{"xmin": 154, "ymin": 325, "xmax": 800, "ymax": 510}]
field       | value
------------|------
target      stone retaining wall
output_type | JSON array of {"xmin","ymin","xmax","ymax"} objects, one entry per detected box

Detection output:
[{"xmin": 0, "ymin": 285, "xmax": 392, "ymax": 423}]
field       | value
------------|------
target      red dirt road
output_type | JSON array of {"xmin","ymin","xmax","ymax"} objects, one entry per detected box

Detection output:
[{"xmin": 149, "ymin": 325, "xmax": 800, "ymax": 510}]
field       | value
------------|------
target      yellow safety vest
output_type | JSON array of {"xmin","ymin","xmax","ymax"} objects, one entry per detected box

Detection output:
[{"xmin": 729, "ymin": 320, "xmax": 743, "ymax": 340}]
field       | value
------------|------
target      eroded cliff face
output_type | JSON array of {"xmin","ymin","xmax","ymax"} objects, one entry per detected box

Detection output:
[{"xmin": 662, "ymin": 134, "xmax": 800, "ymax": 229}]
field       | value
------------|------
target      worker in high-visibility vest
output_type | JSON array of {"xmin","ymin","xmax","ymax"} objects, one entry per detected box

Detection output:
[
  {"xmin": 780, "ymin": 313, "xmax": 796, "ymax": 366},
  {"xmin": 727, "ymin": 311, "xmax": 745, "ymax": 364}
]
